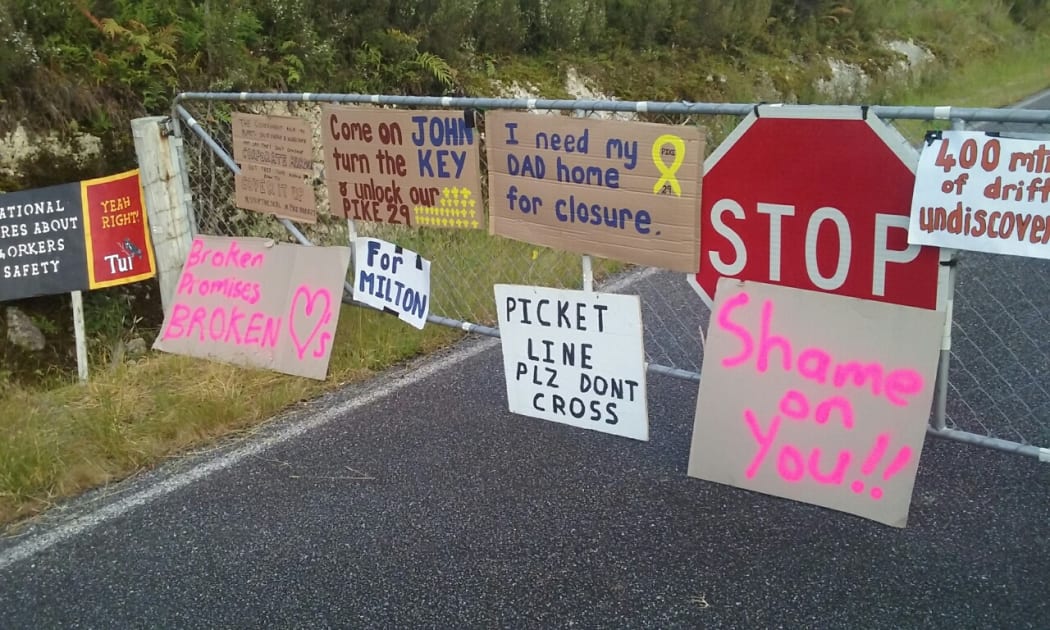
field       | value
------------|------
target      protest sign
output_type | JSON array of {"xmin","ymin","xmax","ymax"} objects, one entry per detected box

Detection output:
[
  {"xmin": 232, "ymin": 112, "xmax": 317, "ymax": 223},
  {"xmin": 153, "ymin": 235, "xmax": 351, "ymax": 380},
  {"xmin": 688, "ymin": 278, "xmax": 944, "ymax": 527},
  {"xmin": 82, "ymin": 170, "xmax": 158, "ymax": 289},
  {"xmin": 321, "ymin": 105, "xmax": 484, "ymax": 229},
  {"xmin": 495, "ymin": 284, "xmax": 649, "ymax": 441},
  {"xmin": 909, "ymin": 129, "xmax": 1050, "ymax": 258},
  {"xmin": 487, "ymin": 112, "xmax": 704, "ymax": 272},
  {"xmin": 0, "ymin": 170, "xmax": 155, "ymax": 302},
  {"xmin": 352, "ymin": 237, "xmax": 431, "ymax": 329}
]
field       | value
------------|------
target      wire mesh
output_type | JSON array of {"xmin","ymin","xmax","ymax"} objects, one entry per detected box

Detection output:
[{"xmin": 175, "ymin": 94, "xmax": 1050, "ymax": 454}]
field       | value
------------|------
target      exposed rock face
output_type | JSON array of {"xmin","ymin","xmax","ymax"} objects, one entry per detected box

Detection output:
[{"xmin": 5, "ymin": 306, "xmax": 46, "ymax": 351}]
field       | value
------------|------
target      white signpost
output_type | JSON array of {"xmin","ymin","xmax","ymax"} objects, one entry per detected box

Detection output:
[{"xmin": 495, "ymin": 284, "xmax": 649, "ymax": 441}]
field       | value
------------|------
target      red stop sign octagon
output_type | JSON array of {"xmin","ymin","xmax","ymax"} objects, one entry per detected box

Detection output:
[{"xmin": 689, "ymin": 105, "xmax": 947, "ymax": 310}]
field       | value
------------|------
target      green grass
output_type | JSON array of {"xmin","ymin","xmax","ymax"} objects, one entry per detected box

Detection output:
[{"xmin": 2, "ymin": 30, "xmax": 1049, "ymax": 528}]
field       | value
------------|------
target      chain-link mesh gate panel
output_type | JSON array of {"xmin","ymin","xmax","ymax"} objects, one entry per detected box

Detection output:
[
  {"xmin": 175, "ymin": 94, "xmax": 1050, "ymax": 457},
  {"xmin": 941, "ymin": 116, "xmax": 1050, "ymax": 448},
  {"xmin": 178, "ymin": 99, "xmax": 597, "ymax": 328}
]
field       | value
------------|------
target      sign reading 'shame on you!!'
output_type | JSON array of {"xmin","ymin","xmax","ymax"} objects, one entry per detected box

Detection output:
[
  {"xmin": 0, "ymin": 169, "xmax": 156, "ymax": 302},
  {"xmin": 153, "ymin": 235, "xmax": 351, "ymax": 380},
  {"xmin": 689, "ymin": 278, "xmax": 944, "ymax": 528},
  {"xmin": 321, "ymin": 105, "xmax": 484, "ymax": 229},
  {"xmin": 487, "ymin": 112, "xmax": 704, "ymax": 273}
]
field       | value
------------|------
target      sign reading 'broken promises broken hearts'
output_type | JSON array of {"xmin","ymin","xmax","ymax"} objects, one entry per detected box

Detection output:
[{"xmin": 153, "ymin": 235, "xmax": 351, "ymax": 380}]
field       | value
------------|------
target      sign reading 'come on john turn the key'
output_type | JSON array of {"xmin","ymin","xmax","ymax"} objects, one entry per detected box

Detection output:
[{"xmin": 321, "ymin": 105, "xmax": 484, "ymax": 229}]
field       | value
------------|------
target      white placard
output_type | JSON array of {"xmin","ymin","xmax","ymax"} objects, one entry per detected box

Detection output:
[
  {"xmin": 908, "ymin": 129, "xmax": 1050, "ymax": 258},
  {"xmin": 494, "ymin": 284, "xmax": 649, "ymax": 441},
  {"xmin": 353, "ymin": 237, "xmax": 431, "ymax": 329}
]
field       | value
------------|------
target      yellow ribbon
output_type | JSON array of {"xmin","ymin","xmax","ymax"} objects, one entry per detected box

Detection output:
[{"xmin": 651, "ymin": 134, "xmax": 686, "ymax": 196}]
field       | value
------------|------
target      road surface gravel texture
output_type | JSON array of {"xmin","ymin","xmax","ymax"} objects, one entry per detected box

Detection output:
[{"xmin": 2, "ymin": 93, "xmax": 1050, "ymax": 629}]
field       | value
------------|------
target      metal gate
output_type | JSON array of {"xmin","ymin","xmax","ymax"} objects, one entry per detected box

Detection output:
[{"xmin": 171, "ymin": 92, "xmax": 1050, "ymax": 462}]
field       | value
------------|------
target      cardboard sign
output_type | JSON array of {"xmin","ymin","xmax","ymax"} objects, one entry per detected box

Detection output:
[
  {"xmin": 495, "ymin": 284, "xmax": 649, "ymax": 441},
  {"xmin": 909, "ymin": 129, "xmax": 1050, "ymax": 258},
  {"xmin": 82, "ymin": 170, "xmax": 157, "ymax": 289},
  {"xmin": 232, "ymin": 112, "xmax": 317, "ymax": 224},
  {"xmin": 153, "ymin": 235, "xmax": 351, "ymax": 380},
  {"xmin": 352, "ymin": 237, "xmax": 431, "ymax": 329},
  {"xmin": 487, "ymin": 112, "xmax": 704, "ymax": 273},
  {"xmin": 0, "ymin": 170, "xmax": 156, "ymax": 302},
  {"xmin": 320, "ymin": 105, "xmax": 484, "ymax": 229},
  {"xmin": 231, "ymin": 112, "xmax": 313, "ymax": 170},
  {"xmin": 234, "ymin": 163, "xmax": 316, "ymax": 224},
  {"xmin": 688, "ymin": 278, "xmax": 944, "ymax": 528}
]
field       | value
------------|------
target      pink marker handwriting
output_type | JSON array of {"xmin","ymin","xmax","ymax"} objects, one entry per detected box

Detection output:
[
  {"xmin": 743, "ymin": 390, "xmax": 914, "ymax": 501},
  {"xmin": 779, "ymin": 389, "xmax": 854, "ymax": 429},
  {"xmin": 176, "ymin": 270, "xmax": 262, "ymax": 305},
  {"xmin": 717, "ymin": 290, "xmax": 925, "ymax": 407},
  {"xmin": 289, "ymin": 286, "xmax": 334, "ymax": 360},
  {"xmin": 162, "ymin": 303, "xmax": 281, "ymax": 348},
  {"xmin": 186, "ymin": 237, "xmax": 265, "ymax": 271}
]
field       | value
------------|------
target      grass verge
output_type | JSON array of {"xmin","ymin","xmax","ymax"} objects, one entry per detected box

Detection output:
[{"xmin": 0, "ymin": 228, "xmax": 616, "ymax": 527}]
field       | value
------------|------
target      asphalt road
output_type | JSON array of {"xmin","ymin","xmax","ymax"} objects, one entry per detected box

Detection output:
[{"xmin": 2, "ymin": 95, "xmax": 1050, "ymax": 629}]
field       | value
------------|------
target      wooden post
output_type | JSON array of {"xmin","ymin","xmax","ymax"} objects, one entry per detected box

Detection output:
[{"xmin": 131, "ymin": 116, "xmax": 194, "ymax": 313}]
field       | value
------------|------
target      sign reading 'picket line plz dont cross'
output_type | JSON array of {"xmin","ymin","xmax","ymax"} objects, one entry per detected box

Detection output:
[
  {"xmin": 0, "ymin": 170, "xmax": 156, "ymax": 302},
  {"xmin": 495, "ymin": 284, "xmax": 649, "ymax": 441},
  {"xmin": 153, "ymin": 235, "xmax": 351, "ymax": 380}
]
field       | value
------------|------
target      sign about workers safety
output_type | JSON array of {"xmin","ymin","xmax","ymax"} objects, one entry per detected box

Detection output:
[
  {"xmin": 909, "ymin": 129, "xmax": 1050, "ymax": 258},
  {"xmin": 352, "ymin": 237, "xmax": 431, "ymax": 329},
  {"xmin": 0, "ymin": 169, "xmax": 156, "ymax": 302},
  {"xmin": 688, "ymin": 278, "xmax": 944, "ymax": 528},
  {"xmin": 321, "ymin": 105, "xmax": 484, "ymax": 229},
  {"xmin": 495, "ymin": 284, "xmax": 649, "ymax": 441},
  {"xmin": 487, "ymin": 112, "xmax": 704, "ymax": 272}
]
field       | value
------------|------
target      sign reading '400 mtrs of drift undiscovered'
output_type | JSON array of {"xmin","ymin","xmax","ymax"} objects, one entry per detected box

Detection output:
[{"xmin": 487, "ymin": 112, "xmax": 705, "ymax": 273}]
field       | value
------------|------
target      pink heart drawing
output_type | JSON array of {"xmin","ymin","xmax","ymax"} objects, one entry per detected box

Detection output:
[{"xmin": 289, "ymin": 286, "xmax": 334, "ymax": 360}]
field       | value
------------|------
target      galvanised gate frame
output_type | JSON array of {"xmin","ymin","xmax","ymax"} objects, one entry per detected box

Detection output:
[{"xmin": 171, "ymin": 91, "xmax": 1050, "ymax": 463}]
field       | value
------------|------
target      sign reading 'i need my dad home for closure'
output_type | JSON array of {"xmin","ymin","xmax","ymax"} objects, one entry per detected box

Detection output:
[{"xmin": 487, "ymin": 112, "xmax": 704, "ymax": 273}]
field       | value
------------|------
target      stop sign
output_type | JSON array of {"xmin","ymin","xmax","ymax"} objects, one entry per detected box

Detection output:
[{"xmin": 689, "ymin": 105, "xmax": 946, "ymax": 310}]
